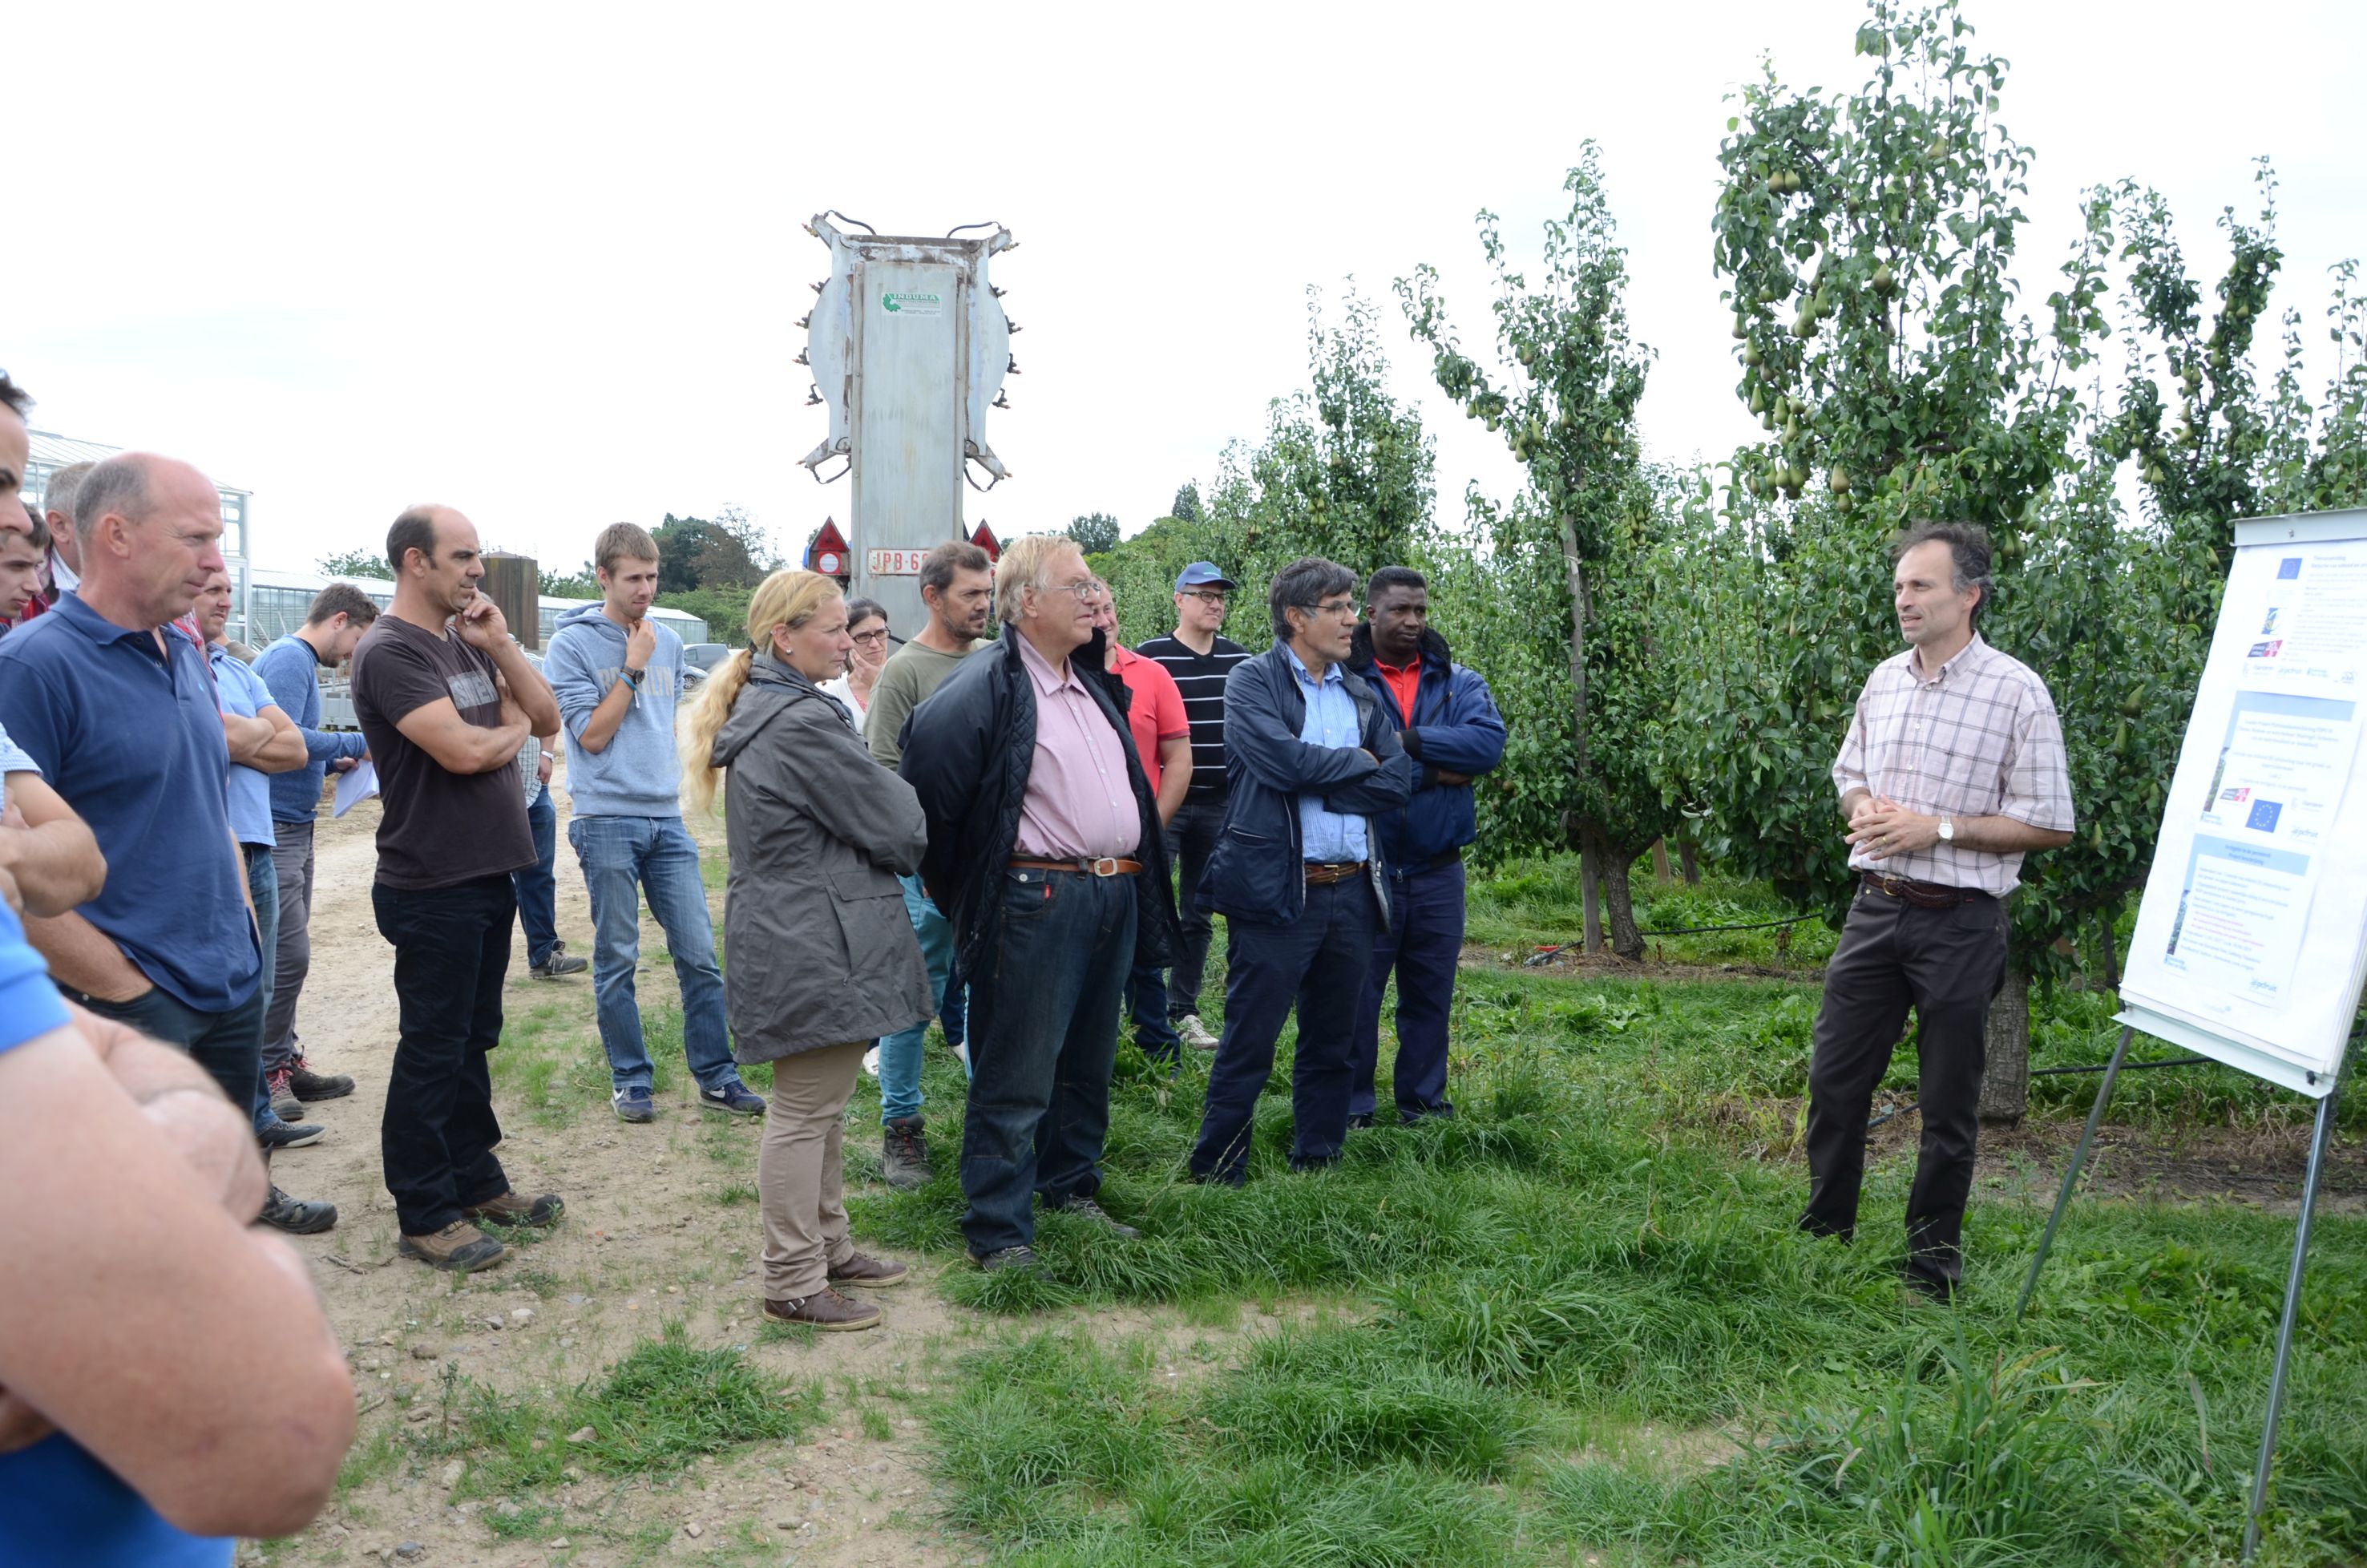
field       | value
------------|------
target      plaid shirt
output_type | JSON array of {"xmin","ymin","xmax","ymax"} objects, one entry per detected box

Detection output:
[{"xmin": 1831, "ymin": 635, "xmax": 2073, "ymax": 896}]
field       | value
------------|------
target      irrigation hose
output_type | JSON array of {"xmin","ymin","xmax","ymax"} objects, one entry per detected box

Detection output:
[{"xmin": 1862, "ymin": 1056, "xmax": 2217, "ymax": 1136}]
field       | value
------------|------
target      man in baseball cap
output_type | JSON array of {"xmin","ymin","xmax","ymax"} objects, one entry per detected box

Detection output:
[{"xmin": 1131, "ymin": 562, "xmax": 1249, "ymax": 1054}]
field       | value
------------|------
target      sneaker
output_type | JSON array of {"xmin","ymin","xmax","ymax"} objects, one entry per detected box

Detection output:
[
  {"xmin": 530, "ymin": 940, "xmax": 588, "ymax": 979},
  {"xmin": 266, "ymin": 1066, "xmax": 304, "ymax": 1123},
  {"xmin": 257, "ymin": 1115, "xmax": 325, "ymax": 1150},
  {"xmin": 1048, "ymin": 1197, "xmax": 1141, "ymax": 1239},
  {"xmin": 397, "ymin": 1220, "xmax": 507, "ymax": 1272},
  {"xmin": 763, "ymin": 1287, "xmax": 880, "ymax": 1332},
  {"xmin": 288, "ymin": 1059, "xmax": 355, "ymax": 1102},
  {"xmin": 464, "ymin": 1190, "xmax": 566, "ymax": 1228},
  {"xmin": 257, "ymin": 1185, "xmax": 337, "ymax": 1235},
  {"xmin": 827, "ymin": 1251, "xmax": 910, "ymax": 1289},
  {"xmin": 1175, "ymin": 1013, "xmax": 1220, "ymax": 1052},
  {"xmin": 966, "ymin": 1244, "xmax": 1038, "ymax": 1273},
  {"xmin": 613, "ymin": 1086, "xmax": 657, "ymax": 1124},
  {"xmin": 881, "ymin": 1117, "xmax": 931, "ymax": 1190},
  {"xmin": 699, "ymin": 1080, "xmax": 767, "ymax": 1117}
]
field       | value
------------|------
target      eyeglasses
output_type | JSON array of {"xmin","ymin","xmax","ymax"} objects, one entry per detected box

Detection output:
[
  {"xmin": 1038, "ymin": 579, "xmax": 1100, "ymax": 600},
  {"xmin": 850, "ymin": 628, "xmax": 889, "ymax": 645},
  {"xmin": 1181, "ymin": 591, "xmax": 1229, "ymax": 608},
  {"xmin": 1307, "ymin": 599, "xmax": 1359, "ymax": 619}
]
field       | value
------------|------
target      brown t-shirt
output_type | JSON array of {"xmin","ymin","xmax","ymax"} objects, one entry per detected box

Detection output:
[{"xmin": 351, "ymin": 613, "xmax": 535, "ymax": 890}]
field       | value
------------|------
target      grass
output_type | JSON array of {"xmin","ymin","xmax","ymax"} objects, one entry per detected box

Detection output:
[{"xmin": 851, "ymin": 855, "xmax": 2367, "ymax": 1566}]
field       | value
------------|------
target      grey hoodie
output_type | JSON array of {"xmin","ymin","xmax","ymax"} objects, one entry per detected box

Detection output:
[
  {"xmin": 710, "ymin": 654, "xmax": 932, "ymax": 1062},
  {"xmin": 544, "ymin": 601, "xmax": 685, "ymax": 818}
]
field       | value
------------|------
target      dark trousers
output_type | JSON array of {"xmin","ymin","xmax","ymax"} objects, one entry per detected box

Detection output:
[
  {"xmin": 1189, "ymin": 876, "xmax": 1377, "ymax": 1186},
  {"xmin": 1129, "ymin": 956, "xmax": 1181, "ymax": 1061},
  {"xmin": 1800, "ymin": 885, "xmax": 2009, "ymax": 1293},
  {"xmin": 959, "ymin": 868, "xmax": 1136, "ymax": 1255},
  {"xmin": 1349, "ymin": 858, "xmax": 1465, "ymax": 1121},
  {"xmin": 375, "ymin": 876, "xmax": 515, "ymax": 1236},
  {"xmin": 1163, "ymin": 797, "xmax": 1226, "ymax": 1019},
  {"xmin": 512, "ymin": 789, "xmax": 559, "ymax": 968},
  {"xmin": 264, "ymin": 817, "xmax": 315, "ymax": 1073},
  {"xmin": 71, "ymin": 982, "xmax": 265, "ymax": 1123}
]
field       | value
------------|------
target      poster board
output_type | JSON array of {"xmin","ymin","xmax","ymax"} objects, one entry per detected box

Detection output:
[{"xmin": 2119, "ymin": 509, "xmax": 2367, "ymax": 1097}]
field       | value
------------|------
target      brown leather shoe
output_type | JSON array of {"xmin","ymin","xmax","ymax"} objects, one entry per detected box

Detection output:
[
  {"xmin": 763, "ymin": 1287, "xmax": 880, "ymax": 1332},
  {"xmin": 462, "ymin": 1190, "xmax": 565, "ymax": 1228},
  {"xmin": 827, "ymin": 1251, "xmax": 909, "ymax": 1289},
  {"xmin": 398, "ymin": 1220, "xmax": 507, "ymax": 1272}
]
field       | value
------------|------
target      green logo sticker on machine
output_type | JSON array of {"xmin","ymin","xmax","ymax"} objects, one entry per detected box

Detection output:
[{"xmin": 880, "ymin": 291, "xmax": 944, "ymax": 317}]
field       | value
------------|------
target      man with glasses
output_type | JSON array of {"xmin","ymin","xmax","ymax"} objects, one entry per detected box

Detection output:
[
  {"xmin": 897, "ymin": 535, "xmax": 1177, "ymax": 1273},
  {"xmin": 1186, "ymin": 558, "xmax": 1413, "ymax": 1186},
  {"xmin": 1134, "ymin": 563, "xmax": 1250, "ymax": 1049},
  {"xmin": 866, "ymin": 540, "xmax": 993, "ymax": 1189}
]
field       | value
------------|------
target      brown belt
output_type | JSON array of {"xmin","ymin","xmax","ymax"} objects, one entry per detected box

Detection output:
[
  {"xmin": 1304, "ymin": 861, "xmax": 1367, "ymax": 887},
  {"xmin": 1860, "ymin": 872, "xmax": 1987, "ymax": 908},
  {"xmin": 1008, "ymin": 855, "xmax": 1141, "ymax": 878}
]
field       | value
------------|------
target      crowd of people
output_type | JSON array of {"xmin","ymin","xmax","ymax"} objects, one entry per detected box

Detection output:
[{"xmin": 0, "ymin": 360, "xmax": 2074, "ymax": 1557}]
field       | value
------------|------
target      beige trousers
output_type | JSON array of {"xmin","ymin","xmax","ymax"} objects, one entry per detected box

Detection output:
[{"xmin": 757, "ymin": 1041, "xmax": 867, "ymax": 1300}]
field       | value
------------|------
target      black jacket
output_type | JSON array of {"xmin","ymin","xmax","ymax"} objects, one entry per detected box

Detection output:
[{"xmin": 896, "ymin": 624, "xmax": 1181, "ymax": 982}]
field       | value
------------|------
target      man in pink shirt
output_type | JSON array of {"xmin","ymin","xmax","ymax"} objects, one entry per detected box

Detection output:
[
  {"xmin": 896, "ymin": 537, "xmax": 1181, "ymax": 1274},
  {"xmin": 1088, "ymin": 586, "xmax": 1192, "ymax": 1061}
]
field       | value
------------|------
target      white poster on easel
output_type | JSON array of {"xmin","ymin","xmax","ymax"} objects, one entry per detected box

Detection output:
[{"xmin": 2119, "ymin": 510, "xmax": 2367, "ymax": 1097}]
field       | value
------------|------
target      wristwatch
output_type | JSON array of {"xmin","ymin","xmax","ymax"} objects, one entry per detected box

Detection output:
[{"xmin": 1937, "ymin": 815, "xmax": 1955, "ymax": 843}]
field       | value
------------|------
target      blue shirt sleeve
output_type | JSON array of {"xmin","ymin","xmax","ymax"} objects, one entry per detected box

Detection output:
[
  {"xmin": 256, "ymin": 641, "xmax": 366, "ymax": 764},
  {"xmin": 0, "ymin": 902, "xmax": 71, "ymax": 1053},
  {"xmin": 0, "ymin": 720, "xmax": 38, "ymax": 778}
]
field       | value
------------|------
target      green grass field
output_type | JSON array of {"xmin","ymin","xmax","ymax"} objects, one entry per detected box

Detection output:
[{"xmin": 441, "ymin": 854, "xmax": 2364, "ymax": 1566}]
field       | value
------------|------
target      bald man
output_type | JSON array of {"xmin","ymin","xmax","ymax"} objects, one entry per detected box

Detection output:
[{"xmin": 0, "ymin": 451, "xmax": 338, "ymax": 1235}]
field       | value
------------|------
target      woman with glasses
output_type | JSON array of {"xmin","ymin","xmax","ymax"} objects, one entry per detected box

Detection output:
[
  {"xmin": 818, "ymin": 596, "xmax": 891, "ymax": 736},
  {"xmin": 679, "ymin": 571, "xmax": 932, "ymax": 1331}
]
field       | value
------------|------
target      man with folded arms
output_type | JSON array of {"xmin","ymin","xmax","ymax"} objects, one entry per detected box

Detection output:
[{"xmin": 1801, "ymin": 522, "xmax": 2073, "ymax": 1302}]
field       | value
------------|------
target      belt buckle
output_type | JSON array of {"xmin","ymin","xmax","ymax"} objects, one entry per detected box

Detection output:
[
  {"xmin": 1089, "ymin": 856, "xmax": 1120, "ymax": 878},
  {"xmin": 1879, "ymin": 874, "xmax": 1908, "ymax": 899}
]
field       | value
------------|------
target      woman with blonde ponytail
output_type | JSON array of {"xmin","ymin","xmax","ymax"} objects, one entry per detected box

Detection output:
[{"xmin": 687, "ymin": 570, "xmax": 934, "ymax": 1332}]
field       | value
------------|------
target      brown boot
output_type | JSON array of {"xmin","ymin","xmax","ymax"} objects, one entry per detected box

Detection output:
[
  {"xmin": 827, "ymin": 1251, "xmax": 909, "ymax": 1289},
  {"xmin": 763, "ymin": 1287, "xmax": 880, "ymax": 1332},
  {"xmin": 463, "ymin": 1190, "xmax": 565, "ymax": 1228},
  {"xmin": 398, "ymin": 1220, "xmax": 507, "ymax": 1272},
  {"xmin": 881, "ymin": 1117, "xmax": 931, "ymax": 1190}
]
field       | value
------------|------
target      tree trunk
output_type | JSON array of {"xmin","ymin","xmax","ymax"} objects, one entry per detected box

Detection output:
[
  {"xmin": 1579, "ymin": 839, "xmax": 1604, "ymax": 955},
  {"xmin": 1978, "ymin": 964, "xmax": 2030, "ymax": 1125},
  {"xmin": 1678, "ymin": 835, "xmax": 1701, "ymax": 886},
  {"xmin": 1588, "ymin": 829, "xmax": 1646, "ymax": 960},
  {"xmin": 2097, "ymin": 910, "xmax": 2120, "ymax": 994},
  {"xmin": 1651, "ymin": 839, "xmax": 1673, "ymax": 883}
]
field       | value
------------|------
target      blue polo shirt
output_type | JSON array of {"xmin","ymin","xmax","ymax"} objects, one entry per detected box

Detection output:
[
  {"xmin": 207, "ymin": 644, "xmax": 280, "ymax": 849},
  {"xmin": 0, "ymin": 596, "xmax": 261, "ymax": 1012},
  {"xmin": 252, "ymin": 635, "xmax": 366, "ymax": 826},
  {"xmin": 1287, "ymin": 645, "xmax": 1368, "ymax": 863}
]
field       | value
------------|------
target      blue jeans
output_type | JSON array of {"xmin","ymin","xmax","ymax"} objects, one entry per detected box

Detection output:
[
  {"xmin": 567, "ymin": 814, "xmax": 738, "ymax": 1093},
  {"xmin": 241, "ymin": 843, "xmax": 282, "ymax": 1130},
  {"xmin": 68, "ymin": 980, "xmax": 266, "ymax": 1131},
  {"xmin": 1189, "ymin": 876, "xmax": 1376, "ymax": 1186},
  {"xmin": 1129, "ymin": 957, "xmax": 1180, "ymax": 1062},
  {"xmin": 374, "ymin": 876, "xmax": 514, "ymax": 1235},
  {"xmin": 959, "ymin": 867, "xmax": 1135, "ymax": 1255},
  {"xmin": 876, "ymin": 874, "xmax": 965, "ymax": 1125},
  {"xmin": 513, "ymin": 788, "xmax": 559, "ymax": 968},
  {"xmin": 1348, "ymin": 858, "xmax": 1464, "ymax": 1120}
]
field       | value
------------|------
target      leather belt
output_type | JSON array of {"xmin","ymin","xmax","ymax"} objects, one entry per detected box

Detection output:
[
  {"xmin": 1860, "ymin": 872, "xmax": 1987, "ymax": 908},
  {"xmin": 1009, "ymin": 855, "xmax": 1141, "ymax": 878},
  {"xmin": 1304, "ymin": 861, "xmax": 1367, "ymax": 886}
]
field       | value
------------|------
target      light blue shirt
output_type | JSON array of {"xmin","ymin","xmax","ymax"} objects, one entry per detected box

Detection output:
[
  {"xmin": 1288, "ymin": 645, "xmax": 1368, "ymax": 863},
  {"xmin": 0, "ymin": 719, "xmax": 37, "ymax": 778},
  {"xmin": 208, "ymin": 644, "xmax": 280, "ymax": 848}
]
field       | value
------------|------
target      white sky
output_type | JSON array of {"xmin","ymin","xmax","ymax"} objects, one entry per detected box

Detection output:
[{"xmin": 10, "ymin": 2, "xmax": 2361, "ymax": 579}]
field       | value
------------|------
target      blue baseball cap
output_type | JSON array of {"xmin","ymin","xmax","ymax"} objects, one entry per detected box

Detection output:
[{"xmin": 1174, "ymin": 562, "xmax": 1237, "ymax": 592}]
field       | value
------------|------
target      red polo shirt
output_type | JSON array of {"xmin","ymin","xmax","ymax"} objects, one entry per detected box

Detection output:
[
  {"xmin": 1373, "ymin": 658, "xmax": 1420, "ymax": 725},
  {"xmin": 1109, "ymin": 644, "xmax": 1190, "ymax": 795}
]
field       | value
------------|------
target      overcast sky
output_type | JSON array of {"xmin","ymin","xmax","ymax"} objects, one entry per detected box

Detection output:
[{"xmin": 10, "ymin": 2, "xmax": 2360, "ymax": 580}]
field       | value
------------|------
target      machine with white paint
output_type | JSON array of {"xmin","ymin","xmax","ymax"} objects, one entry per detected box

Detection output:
[{"xmin": 799, "ymin": 212, "xmax": 1018, "ymax": 633}]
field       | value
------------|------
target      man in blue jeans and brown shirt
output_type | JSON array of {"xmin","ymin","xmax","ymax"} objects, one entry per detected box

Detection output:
[
  {"xmin": 1343, "ymin": 566, "xmax": 1505, "ymax": 1125},
  {"xmin": 543, "ymin": 522, "xmax": 761, "ymax": 1123}
]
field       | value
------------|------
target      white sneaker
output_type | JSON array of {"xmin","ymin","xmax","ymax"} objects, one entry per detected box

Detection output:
[
  {"xmin": 1176, "ymin": 1013, "xmax": 1220, "ymax": 1052},
  {"xmin": 862, "ymin": 1045, "xmax": 880, "ymax": 1077}
]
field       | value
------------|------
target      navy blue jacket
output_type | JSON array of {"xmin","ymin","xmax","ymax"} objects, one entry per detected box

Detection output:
[
  {"xmin": 1198, "ymin": 641, "xmax": 1416, "ymax": 928},
  {"xmin": 1345, "ymin": 625, "xmax": 1506, "ymax": 872},
  {"xmin": 897, "ymin": 625, "xmax": 1179, "ymax": 982}
]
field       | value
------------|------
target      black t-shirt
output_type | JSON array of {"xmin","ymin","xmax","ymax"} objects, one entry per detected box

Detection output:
[
  {"xmin": 1134, "ymin": 633, "xmax": 1250, "ymax": 800},
  {"xmin": 351, "ymin": 614, "xmax": 535, "ymax": 890}
]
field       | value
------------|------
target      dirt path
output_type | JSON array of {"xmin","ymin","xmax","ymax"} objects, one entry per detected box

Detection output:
[{"xmin": 259, "ymin": 764, "xmax": 975, "ymax": 1567}]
